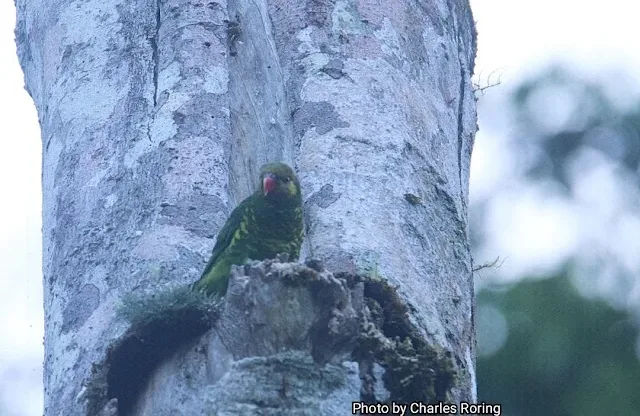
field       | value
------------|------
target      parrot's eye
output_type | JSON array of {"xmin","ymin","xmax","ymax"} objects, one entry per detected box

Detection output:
[{"xmin": 282, "ymin": 177, "xmax": 291, "ymax": 183}]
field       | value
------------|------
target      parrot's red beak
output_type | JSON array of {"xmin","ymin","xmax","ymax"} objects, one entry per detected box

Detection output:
[{"xmin": 263, "ymin": 174, "xmax": 276, "ymax": 195}]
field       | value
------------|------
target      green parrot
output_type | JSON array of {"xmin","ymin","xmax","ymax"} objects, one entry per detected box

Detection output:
[{"xmin": 194, "ymin": 162, "xmax": 304, "ymax": 296}]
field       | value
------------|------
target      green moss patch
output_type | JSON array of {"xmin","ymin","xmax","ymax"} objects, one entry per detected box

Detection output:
[
  {"xmin": 85, "ymin": 285, "xmax": 219, "ymax": 416},
  {"xmin": 344, "ymin": 274, "xmax": 457, "ymax": 403}
]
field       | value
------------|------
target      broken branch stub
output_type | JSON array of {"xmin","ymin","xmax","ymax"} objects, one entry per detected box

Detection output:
[{"xmin": 89, "ymin": 257, "xmax": 457, "ymax": 415}]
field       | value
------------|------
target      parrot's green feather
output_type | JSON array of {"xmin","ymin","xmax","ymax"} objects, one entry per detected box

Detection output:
[
  {"xmin": 200, "ymin": 196, "xmax": 253, "ymax": 277},
  {"xmin": 194, "ymin": 162, "xmax": 304, "ymax": 296}
]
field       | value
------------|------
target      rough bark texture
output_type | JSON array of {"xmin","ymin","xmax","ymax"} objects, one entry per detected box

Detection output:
[{"xmin": 16, "ymin": 0, "xmax": 477, "ymax": 414}]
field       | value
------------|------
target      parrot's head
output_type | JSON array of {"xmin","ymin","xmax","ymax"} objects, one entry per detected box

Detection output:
[{"xmin": 259, "ymin": 162, "xmax": 301, "ymax": 203}]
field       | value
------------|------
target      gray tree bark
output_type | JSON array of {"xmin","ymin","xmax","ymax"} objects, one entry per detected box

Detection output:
[{"xmin": 16, "ymin": 0, "xmax": 477, "ymax": 414}]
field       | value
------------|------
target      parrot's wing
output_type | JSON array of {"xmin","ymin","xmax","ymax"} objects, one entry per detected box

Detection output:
[{"xmin": 200, "ymin": 194, "xmax": 254, "ymax": 278}]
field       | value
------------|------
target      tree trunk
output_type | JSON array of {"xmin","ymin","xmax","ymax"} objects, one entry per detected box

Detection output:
[{"xmin": 16, "ymin": 0, "xmax": 477, "ymax": 414}]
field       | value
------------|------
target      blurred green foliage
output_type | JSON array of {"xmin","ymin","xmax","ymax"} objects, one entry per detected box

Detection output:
[{"xmin": 477, "ymin": 272, "xmax": 640, "ymax": 415}]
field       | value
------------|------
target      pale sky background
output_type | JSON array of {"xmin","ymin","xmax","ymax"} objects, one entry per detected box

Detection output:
[{"xmin": 1, "ymin": 1, "xmax": 640, "ymax": 415}]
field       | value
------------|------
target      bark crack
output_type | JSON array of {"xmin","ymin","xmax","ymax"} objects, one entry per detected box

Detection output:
[
  {"xmin": 151, "ymin": 0, "xmax": 161, "ymax": 108},
  {"xmin": 447, "ymin": 0, "xmax": 474, "ymax": 290},
  {"xmin": 446, "ymin": 0, "xmax": 469, "ymax": 221},
  {"xmin": 456, "ymin": 39, "xmax": 466, "ymax": 215}
]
